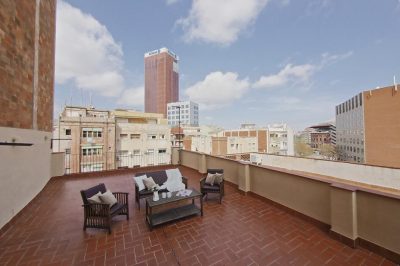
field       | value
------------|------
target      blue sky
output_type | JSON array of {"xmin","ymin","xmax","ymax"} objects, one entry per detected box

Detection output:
[{"xmin": 54, "ymin": 0, "xmax": 400, "ymax": 130}]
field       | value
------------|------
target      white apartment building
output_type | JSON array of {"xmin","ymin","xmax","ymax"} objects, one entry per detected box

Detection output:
[
  {"xmin": 267, "ymin": 124, "xmax": 294, "ymax": 156},
  {"xmin": 167, "ymin": 101, "xmax": 199, "ymax": 126},
  {"xmin": 114, "ymin": 110, "xmax": 171, "ymax": 167}
]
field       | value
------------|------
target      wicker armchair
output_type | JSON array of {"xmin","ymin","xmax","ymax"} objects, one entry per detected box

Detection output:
[
  {"xmin": 200, "ymin": 169, "xmax": 224, "ymax": 203},
  {"xmin": 80, "ymin": 183, "xmax": 129, "ymax": 234}
]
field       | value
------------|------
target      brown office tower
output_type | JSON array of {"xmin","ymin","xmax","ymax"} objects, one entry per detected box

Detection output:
[{"xmin": 144, "ymin": 47, "xmax": 179, "ymax": 117}]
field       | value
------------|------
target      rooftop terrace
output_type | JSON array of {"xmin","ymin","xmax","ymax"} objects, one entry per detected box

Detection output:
[{"xmin": 0, "ymin": 165, "xmax": 396, "ymax": 265}]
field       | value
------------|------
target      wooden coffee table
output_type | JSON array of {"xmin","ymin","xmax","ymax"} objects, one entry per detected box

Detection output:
[{"xmin": 145, "ymin": 188, "xmax": 203, "ymax": 230}]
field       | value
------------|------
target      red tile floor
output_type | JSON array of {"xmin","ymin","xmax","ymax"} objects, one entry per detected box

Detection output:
[{"xmin": 0, "ymin": 166, "xmax": 395, "ymax": 266}]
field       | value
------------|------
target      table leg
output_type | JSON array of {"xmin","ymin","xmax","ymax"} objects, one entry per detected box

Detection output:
[{"xmin": 200, "ymin": 195, "xmax": 203, "ymax": 216}]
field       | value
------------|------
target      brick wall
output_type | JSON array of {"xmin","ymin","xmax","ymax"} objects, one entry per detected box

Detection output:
[{"xmin": 0, "ymin": 0, "xmax": 56, "ymax": 132}]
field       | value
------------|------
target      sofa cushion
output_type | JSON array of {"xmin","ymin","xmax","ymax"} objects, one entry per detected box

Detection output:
[
  {"xmin": 133, "ymin": 174, "xmax": 147, "ymax": 191},
  {"xmin": 143, "ymin": 177, "xmax": 157, "ymax": 190},
  {"xmin": 139, "ymin": 188, "xmax": 168, "ymax": 196},
  {"xmin": 136, "ymin": 170, "xmax": 168, "ymax": 185}
]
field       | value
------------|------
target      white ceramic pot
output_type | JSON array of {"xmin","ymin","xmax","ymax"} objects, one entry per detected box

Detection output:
[{"xmin": 153, "ymin": 191, "xmax": 159, "ymax": 201}]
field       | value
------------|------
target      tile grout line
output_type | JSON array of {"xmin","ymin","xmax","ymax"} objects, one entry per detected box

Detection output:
[{"xmin": 162, "ymin": 227, "xmax": 181, "ymax": 266}]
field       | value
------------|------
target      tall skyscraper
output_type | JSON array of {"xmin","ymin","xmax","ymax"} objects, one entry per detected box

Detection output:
[{"xmin": 144, "ymin": 47, "xmax": 179, "ymax": 117}]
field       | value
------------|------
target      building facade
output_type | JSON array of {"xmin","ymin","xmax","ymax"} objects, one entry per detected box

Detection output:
[
  {"xmin": 309, "ymin": 122, "xmax": 336, "ymax": 149},
  {"xmin": 114, "ymin": 110, "xmax": 171, "ymax": 167},
  {"xmin": 222, "ymin": 128, "xmax": 268, "ymax": 153},
  {"xmin": 267, "ymin": 124, "xmax": 294, "ymax": 156},
  {"xmin": 144, "ymin": 47, "xmax": 179, "ymax": 117},
  {"xmin": 336, "ymin": 85, "xmax": 400, "ymax": 167},
  {"xmin": 53, "ymin": 107, "xmax": 116, "ymax": 173},
  {"xmin": 167, "ymin": 101, "xmax": 199, "ymax": 126},
  {"xmin": 0, "ymin": 0, "xmax": 56, "ymax": 228}
]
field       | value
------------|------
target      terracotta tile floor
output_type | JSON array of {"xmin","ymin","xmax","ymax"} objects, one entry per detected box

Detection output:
[{"xmin": 0, "ymin": 166, "xmax": 395, "ymax": 266}]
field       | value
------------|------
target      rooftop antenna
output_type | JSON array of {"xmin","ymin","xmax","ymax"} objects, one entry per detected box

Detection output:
[
  {"xmin": 80, "ymin": 87, "xmax": 84, "ymax": 107},
  {"xmin": 394, "ymin": 75, "xmax": 398, "ymax": 91}
]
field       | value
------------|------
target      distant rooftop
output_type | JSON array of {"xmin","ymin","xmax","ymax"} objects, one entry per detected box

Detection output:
[{"xmin": 144, "ymin": 47, "xmax": 179, "ymax": 60}]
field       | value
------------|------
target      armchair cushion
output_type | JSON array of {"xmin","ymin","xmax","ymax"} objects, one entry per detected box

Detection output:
[
  {"xmin": 214, "ymin": 173, "xmax": 224, "ymax": 184},
  {"xmin": 99, "ymin": 190, "xmax": 118, "ymax": 207},
  {"xmin": 88, "ymin": 192, "xmax": 102, "ymax": 204},
  {"xmin": 202, "ymin": 184, "xmax": 221, "ymax": 191},
  {"xmin": 110, "ymin": 202, "xmax": 126, "ymax": 215},
  {"xmin": 205, "ymin": 173, "xmax": 216, "ymax": 185}
]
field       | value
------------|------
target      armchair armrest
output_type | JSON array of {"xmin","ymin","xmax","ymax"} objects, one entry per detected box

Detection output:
[
  {"xmin": 112, "ymin": 192, "xmax": 129, "ymax": 205},
  {"xmin": 200, "ymin": 177, "xmax": 206, "ymax": 185},
  {"xmin": 83, "ymin": 203, "xmax": 110, "ymax": 217},
  {"xmin": 182, "ymin": 176, "xmax": 188, "ymax": 188}
]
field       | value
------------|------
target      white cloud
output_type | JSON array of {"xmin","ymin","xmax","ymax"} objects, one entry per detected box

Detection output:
[
  {"xmin": 253, "ymin": 64, "xmax": 316, "ymax": 89},
  {"xmin": 117, "ymin": 86, "xmax": 144, "ymax": 107},
  {"xmin": 177, "ymin": 0, "xmax": 269, "ymax": 45},
  {"xmin": 185, "ymin": 72, "xmax": 250, "ymax": 109},
  {"xmin": 253, "ymin": 51, "xmax": 353, "ymax": 89},
  {"xmin": 320, "ymin": 51, "xmax": 353, "ymax": 67},
  {"xmin": 55, "ymin": 1, "xmax": 125, "ymax": 97}
]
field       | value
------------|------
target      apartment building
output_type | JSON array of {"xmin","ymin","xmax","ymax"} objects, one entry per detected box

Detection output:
[
  {"xmin": 144, "ymin": 47, "xmax": 179, "ymax": 117},
  {"xmin": 53, "ymin": 106, "xmax": 116, "ymax": 173},
  {"xmin": 222, "ymin": 127, "xmax": 268, "ymax": 153},
  {"xmin": 309, "ymin": 122, "xmax": 336, "ymax": 149},
  {"xmin": 336, "ymin": 84, "xmax": 400, "ymax": 167},
  {"xmin": 167, "ymin": 101, "xmax": 199, "ymax": 126},
  {"xmin": 114, "ymin": 110, "xmax": 171, "ymax": 167},
  {"xmin": 267, "ymin": 124, "xmax": 294, "ymax": 156}
]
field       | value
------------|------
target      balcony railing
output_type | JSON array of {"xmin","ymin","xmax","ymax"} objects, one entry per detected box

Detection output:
[{"xmin": 63, "ymin": 152, "xmax": 171, "ymax": 174}]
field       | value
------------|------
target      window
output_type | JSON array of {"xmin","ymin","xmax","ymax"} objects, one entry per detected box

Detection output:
[
  {"xmin": 65, "ymin": 148, "xmax": 71, "ymax": 154},
  {"xmin": 130, "ymin": 134, "xmax": 140, "ymax": 139},
  {"xmin": 82, "ymin": 147, "xmax": 102, "ymax": 156},
  {"xmin": 65, "ymin": 129, "xmax": 71, "ymax": 135},
  {"xmin": 158, "ymin": 149, "xmax": 166, "ymax": 153},
  {"xmin": 120, "ymin": 134, "xmax": 128, "ymax": 139},
  {"xmin": 148, "ymin": 134, "xmax": 157, "ymax": 139},
  {"xmin": 133, "ymin": 150, "xmax": 140, "ymax": 155},
  {"xmin": 147, "ymin": 149, "xmax": 154, "ymax": 154},
  {"xmin": 82, "ymin": 128, "xmax": 102, "ymax": 138},
  {"xmin": 160, "ymin": 134, "xmax": 165, "ymax": 139}
]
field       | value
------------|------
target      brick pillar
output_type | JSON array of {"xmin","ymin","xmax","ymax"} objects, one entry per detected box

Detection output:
[
  {"xmin": 330, "ymin": 184, "xmax": 358, "ymax": 247},
  {"xmin": 198, "ymin": 153, "xmax": 207, "ymax": 174},
  {"xmin": 238, "ymin": 161, "xmax": 251, "ymax": 194}
]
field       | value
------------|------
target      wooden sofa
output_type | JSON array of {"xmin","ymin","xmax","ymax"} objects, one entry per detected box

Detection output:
[{"xmin": 134, "ymin": 169, "xmax": 188, "ymax": 210}]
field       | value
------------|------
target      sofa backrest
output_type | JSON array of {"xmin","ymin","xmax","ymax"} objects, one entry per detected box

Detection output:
[
  {"xmin": 207, "ymin": 169, "xmax": 224, "ymax": 174},
  {"xmin": 80, "ymin": 183, "xmax": 107, "ymax": 204},
  {"xmin": 135, "ymin": 170, "xmax": 168, "ymax": 185}
]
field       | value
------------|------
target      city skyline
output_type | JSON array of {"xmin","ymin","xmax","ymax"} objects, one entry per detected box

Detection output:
[{"xmin": 54, "ymin": 0, "xmax": 400, "ymax": 131}]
